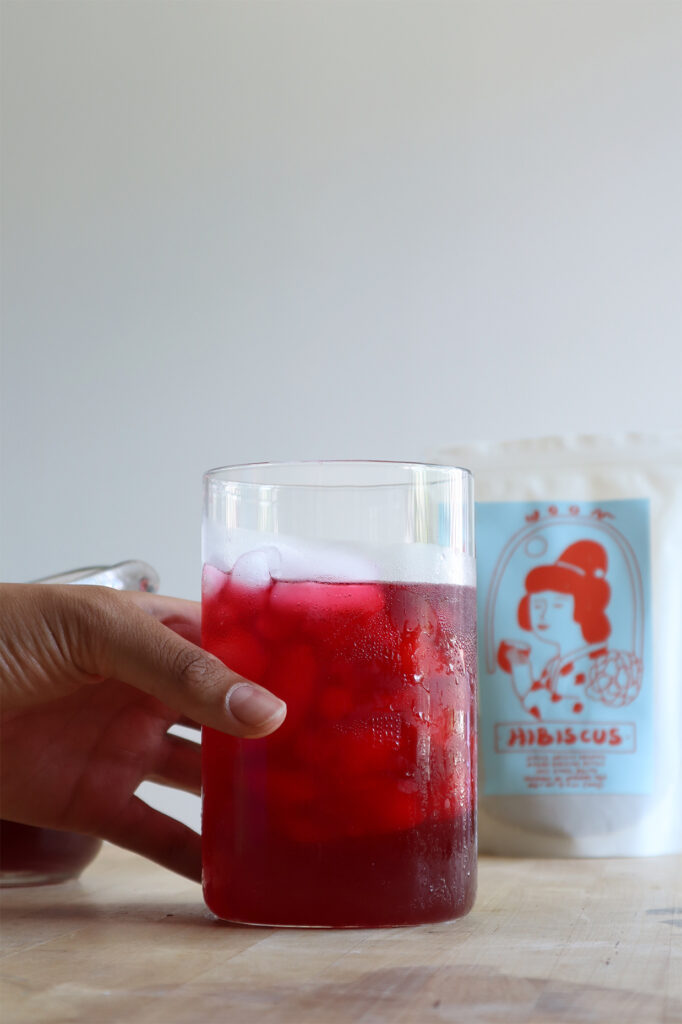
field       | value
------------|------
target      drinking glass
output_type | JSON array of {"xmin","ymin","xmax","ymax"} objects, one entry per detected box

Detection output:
[
  {"xmin": 0, "ymin": 561, "xmax": 159, "ymax": 887},
  {"xmin": 201, "ymin": 461, "xmax": 476, "ymax": 927}
]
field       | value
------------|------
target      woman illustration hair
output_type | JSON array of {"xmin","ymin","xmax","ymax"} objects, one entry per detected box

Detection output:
[{"xmin": 518, "ymin": 540, "xmax": 612, "ymax": 644}]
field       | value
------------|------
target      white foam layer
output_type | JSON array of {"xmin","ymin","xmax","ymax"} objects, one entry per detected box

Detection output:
[{"xmin": 202, "ymin": 526, "xmax": 475, "ymax": 586}]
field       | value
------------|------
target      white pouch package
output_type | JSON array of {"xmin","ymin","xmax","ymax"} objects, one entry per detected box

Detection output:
[{"xmin": 432, "ymin": 433, "xmax": 682, "ymax": 856}]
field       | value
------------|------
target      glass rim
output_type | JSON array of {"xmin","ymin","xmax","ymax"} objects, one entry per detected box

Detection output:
[{"xmin": 203, "ymin": 459, "xmax": 473, "ymax": 491}]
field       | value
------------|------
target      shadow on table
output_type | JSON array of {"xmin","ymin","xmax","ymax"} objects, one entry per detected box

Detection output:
[
  {"xmin": 0, "ymin": 893, "xmax": 243, "ymax": 931},
  {"xmin": 184, "ymin": 965, "xmax": 682, "ymax": 1024}
]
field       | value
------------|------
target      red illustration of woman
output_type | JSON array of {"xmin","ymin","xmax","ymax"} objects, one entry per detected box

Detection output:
[{"xmin": 497, "ymin": 540, "xmax": 640, "ymax": 719}]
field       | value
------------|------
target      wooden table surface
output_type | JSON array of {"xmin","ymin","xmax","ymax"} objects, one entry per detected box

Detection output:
[{"xmin": 1, "ymin": 843, "xmax": 681, "ymax": 1024}]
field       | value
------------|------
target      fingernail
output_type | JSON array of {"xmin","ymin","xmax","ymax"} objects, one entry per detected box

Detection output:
[{"xmin": 227, "ymin": 684, "xmax": 287, "ymax": 730}]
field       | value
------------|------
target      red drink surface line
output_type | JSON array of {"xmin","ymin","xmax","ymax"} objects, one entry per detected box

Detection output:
[{"xmin": 201, "ymin": 566, "xmax": 477, "ymax": 927}]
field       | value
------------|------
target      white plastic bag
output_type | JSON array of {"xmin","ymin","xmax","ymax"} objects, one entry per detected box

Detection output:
[{"xmin": 433, "ymin": 433, "xmax": 682, "ymax": 856}]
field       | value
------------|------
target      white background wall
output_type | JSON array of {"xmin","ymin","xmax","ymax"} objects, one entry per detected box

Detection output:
[{"xmin": 2, "ymin": 0, "xmax": 681, "ymax": 829}]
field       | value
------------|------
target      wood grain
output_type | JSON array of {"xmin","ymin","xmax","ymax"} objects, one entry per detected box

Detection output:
[{"xmin": 1, "ymin": 844, "xmax": 680, "ymax": 1023}]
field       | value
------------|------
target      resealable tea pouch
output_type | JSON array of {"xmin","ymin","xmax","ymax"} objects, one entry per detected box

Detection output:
[{"xmin": 433, "ymin": 433, "xmax": 682, "ymax": 856}]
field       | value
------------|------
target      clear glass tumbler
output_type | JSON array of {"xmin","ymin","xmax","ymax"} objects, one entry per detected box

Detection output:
[
  {"xmin": 0, "ymin": 561, "xmax": 159, "ymax": 887},
  {"xmin": 201, "ymin": 461, "xmax": 477, "ymax": 927}
]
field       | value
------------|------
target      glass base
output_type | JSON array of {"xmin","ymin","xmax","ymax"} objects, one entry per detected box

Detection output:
[
  {"xmin": 0, "ymin": 821, "xmax": 102, "ymax": 888},
  {"xmin": 212, "ymin": 917, "xmax": 418, "ymax": 930},
  {"xmin": 0, "ymin": 869, "xmax": 84, "ymax": 888}
]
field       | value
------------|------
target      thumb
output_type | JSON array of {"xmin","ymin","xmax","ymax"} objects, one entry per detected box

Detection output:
[{"xmin": 27, "ymin": 585, "xmax": 286, "ymax": 737}]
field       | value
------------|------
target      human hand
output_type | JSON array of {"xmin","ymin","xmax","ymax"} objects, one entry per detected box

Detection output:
[{"xmin": 0, "ymin": 584, "xmax": 287, "ymax": 881}]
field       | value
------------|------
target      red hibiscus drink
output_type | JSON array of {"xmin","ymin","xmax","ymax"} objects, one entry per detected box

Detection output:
[
  {"xmin": 0, "ymin": 822, "xmax": 101, "ymax": 887},
  {"xmin": 201, "ymin": 461, "xmax": 477, "ymax": 927}
]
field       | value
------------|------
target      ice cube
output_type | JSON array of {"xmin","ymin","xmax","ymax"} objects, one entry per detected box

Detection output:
[
  {"xmin": 231, "ymin": 547, "xmax": 279, "ymax": 590},
  {"xmin": 202, "ymin": 563, "xmax": 227, "ymax": 598}
]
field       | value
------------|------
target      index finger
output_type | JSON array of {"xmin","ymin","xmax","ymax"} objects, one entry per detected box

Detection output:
[{"xmin": 125, "ymin": 592, "xmax": 202, "ymax": 645}]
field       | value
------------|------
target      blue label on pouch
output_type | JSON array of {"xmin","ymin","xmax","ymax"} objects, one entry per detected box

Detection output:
[{"xmin": 475, "ymin": 499, "xmax": 653, "ymax": 796}]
